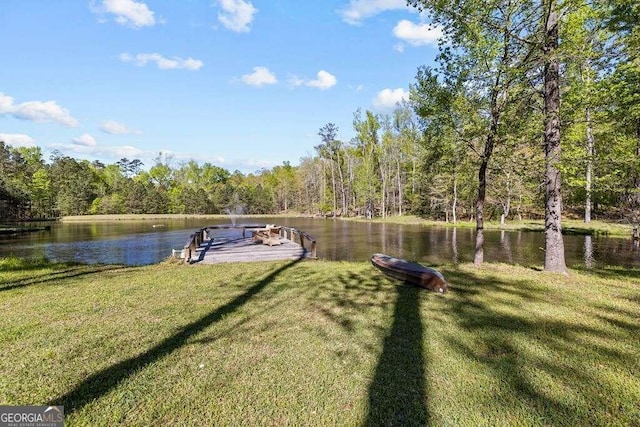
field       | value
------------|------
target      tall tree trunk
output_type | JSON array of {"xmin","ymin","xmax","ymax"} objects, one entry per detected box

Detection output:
[
  {"xmin": 396, "ymin": 156, "xmax": 403, "ymax": 216},
  {"xmin": 305, "ymin": 178, "xmax": 310, "ymax": 214},
  {"xmin": 348, "ymin": 154, "xmax": 355, "ymax": 215},
  {"xmin": 330, "ymin": 161, "xmax": 337, "ymax": 217},
  {"xmin": 543, "ymin": 0, "xmax": 567, "ymax": 274},
  {"xmin": 412, "ymin": 156, "xmax": 417, "ymax": 195},
  {"xmin": 474, "ymin": 152, "xmax": 490, "ymax": 265},
  {"xmin": 335, "ymin": 150, "xmax": 347, "ymax": 217},
  {"xmin": 585, "ymin": 107, "xmax": 594, "ymax": 223},
  {"xmin": 320, "ymin": 161, "xmax": 326, "ymax": 214},
  {"xmin": 381, "ymin": 172, "xmax": 387, "ymax": 218},
  {"xmin": 452, "ymin": 172, "xmax": 458, "ymax": 224},
  {"xmin": 632, "ymin": 121, "xmax": 640, "ymax": 240},
  {"xmin": 367, "ymin": 145, "xmax": 375, "ymax": 218},
  {"xmin": 474, "ymin": 107, "xmax": 499, "ymax": 265}
]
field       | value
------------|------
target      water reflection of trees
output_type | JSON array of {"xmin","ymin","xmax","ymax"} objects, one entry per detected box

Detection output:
[{"xmin": 5, "ymin": 219, "xmax": 640, "ymax": 268}]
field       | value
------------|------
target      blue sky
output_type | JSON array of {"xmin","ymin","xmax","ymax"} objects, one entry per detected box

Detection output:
[{"xmin": 0, "ymin": 0, "xmax": 440, "ymax": 173}]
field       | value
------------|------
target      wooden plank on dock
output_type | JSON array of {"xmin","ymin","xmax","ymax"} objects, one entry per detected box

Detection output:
[{"xmin": 193, "ymin": 237, "xmax": 310, "ymax": 264}]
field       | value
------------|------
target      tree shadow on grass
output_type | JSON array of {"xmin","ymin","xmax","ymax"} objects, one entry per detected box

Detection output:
[
  {"xmin": 0, "ymin": 265, "xmax": 129, "ymax": 292},
  {"xmin": 49, "ymin": 256, "xmax": 303, "ymax": 415},
  {"xmin": 438, "ymin": 267, "xmax": 640, "ymax": 425},
  {"xmin": 570, "ymin": 265, "xmax": 640, "ymax": 281},
  {"xmin": 308, "ymin": 269, "xmax": 396, "ymax": 357},
  {"xmin": 365, "ymin": 283, "xmax": 429, "ymax": 426},
  {"xmin": 306, "ymin": 266, "xmax": 432, "ymax": 425}
]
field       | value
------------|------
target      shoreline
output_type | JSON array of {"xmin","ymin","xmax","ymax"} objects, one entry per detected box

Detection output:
[
  {"xmin": 58, "ymin": 213, "xmax": 635, "ymax": 237},
  {"xmin": 0, "ymin": 225, "xmax": 51, "ymax": 235},
  {"xmin": 59, "ymin": 213, "xmax": 312, "ymax": 222}
]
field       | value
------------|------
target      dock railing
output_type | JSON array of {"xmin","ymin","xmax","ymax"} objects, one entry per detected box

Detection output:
[
  {"xmin": 279, "ymin": 226, "xmax": 317, "ymax": 259},
  {"xmin": 181, "ymin": 224, "xmax": 317, "ymax": 262},
  {"xmin": 183, "ymin": 227, "xmax": 208, "ymax": 263}
]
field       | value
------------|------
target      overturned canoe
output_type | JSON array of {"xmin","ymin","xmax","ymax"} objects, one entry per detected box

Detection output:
[{"xmin": 371, "ymin": 253, "xmax": 447, "ymax": 293}]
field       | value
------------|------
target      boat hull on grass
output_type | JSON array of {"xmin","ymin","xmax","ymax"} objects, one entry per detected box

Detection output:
[{"xmin": 371, "ymin": 253, "xmax": 447, "ymax": 293}]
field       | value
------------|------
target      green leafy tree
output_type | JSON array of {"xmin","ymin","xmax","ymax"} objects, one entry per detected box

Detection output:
[
  {"xmin": 409, "ymin": 0, "xmax": 535, "ymax": 265},
  {"xmin": 149, "ymin": 163, "xmax": 173, "ymax": 189},
  {"xmin": 411, "ymin": 67, "xmax": 476, "ymax": 222},
  {"xmin": 0, "ymin": 141, "xmax": 30, "ymax": 218},
  {"xmin": 49, "ymin": 156, "xmax": 96, "ymax": 215},
  {"xmin": 30, "ymin": 168, "xmax": 53, "ymax": 217},
  {"xmin": 391, "ymin": 102, "xmax": 422, "ymax": 216},
  {"xmin": 116, "ymin": 158, "xmax": 144, "ymax": 178},
  {"xmin": 605, "ymin": 0, "xmax": 640, "ymax": 233},
  {"xmin": 353, "ymin": 109, "xmax": 381, "ymax": 218},
  {"xmin": 317, "ymin": 123, "xmax": 346, "ymax": 216},
  {"xmin": 560, "ymin": 2, "xmax": 612, "ymax": 223},
  {"xmin": 298, "ymin": 156, "xmax": 324, "ymax": 214}
]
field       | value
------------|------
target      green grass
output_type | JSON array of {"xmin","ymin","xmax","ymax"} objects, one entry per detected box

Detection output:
[{"xmin": 1, "ymin": 257, "xmax": 639, "ymax": 425}]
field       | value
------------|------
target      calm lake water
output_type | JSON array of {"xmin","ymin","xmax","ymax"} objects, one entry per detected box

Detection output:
[{"xmin": 2, "ymin": 217, "xmax": 640, "ymax": 269}]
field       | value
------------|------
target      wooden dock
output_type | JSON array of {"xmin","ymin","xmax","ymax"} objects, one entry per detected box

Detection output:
[{"xmin": 182, "ymin": 225, "xmax": 316, "ymax": 264}]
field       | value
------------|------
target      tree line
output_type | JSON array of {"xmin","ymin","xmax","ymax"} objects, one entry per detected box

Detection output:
[
  {"xmin": 0, "ymin": 102, "xmax": 461, "ymax": 222},
  {"xmin": 1, "ymin": 0, "xmax": 637, "ymax": 273},
  {"xmin": 405, "ymin": 0, "xmax": 639, "ymax": 272}
]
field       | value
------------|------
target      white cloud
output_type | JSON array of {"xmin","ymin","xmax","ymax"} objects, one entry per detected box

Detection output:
[
  {"xmin": 290, "ymin": 70, "xmax": 337, "ymax": 90},
  {"xmin": 241, "ymin": 66, "xmax": 278, "ymax": 86},
  {"xmin": 307, "ymin": 71, "xmax": 337, "ymax": 90},
  {"xmin": 73, "ymin": 133, "xmax": 97, "ymax": 147},
  {"xmin": 393, "ymin": 20, "xmax": 442, "ymax": 46},
  {"xmin": 339, "ymin": 0, "xmax": 409, "ymax": 25},
  {"xmin": 0, "ymin": 93, "xmax": 79, "ymax": 127},
  {"xmin": 119, "ymin": 53, "xmax": 203, "ymax": 70},
  {"xmin": 0, "ymin": 133, "xmax": 36, "ymax": 148},
  {"xmin": 93, "ymin": 0, "xmax": 157, "ymax": 28},
  {"xmin": 100, "ymin": 120, "xmax": 141, "ymax": 135},
  {"xmin": 373, "ymin": 88, "xmax": 409, "ymax": 110},
  {"xmin": 0, "ymin": 94, "xmax": 13, "ymax": 112},
  {"xmin": 217, "ymin": 0, "xmax": 258, "ymax": 32}
]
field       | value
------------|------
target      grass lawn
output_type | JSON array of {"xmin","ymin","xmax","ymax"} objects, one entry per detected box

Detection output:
[{"xmin": 1, "ymin": 257, "xmax": 639, "ymax": 425}]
